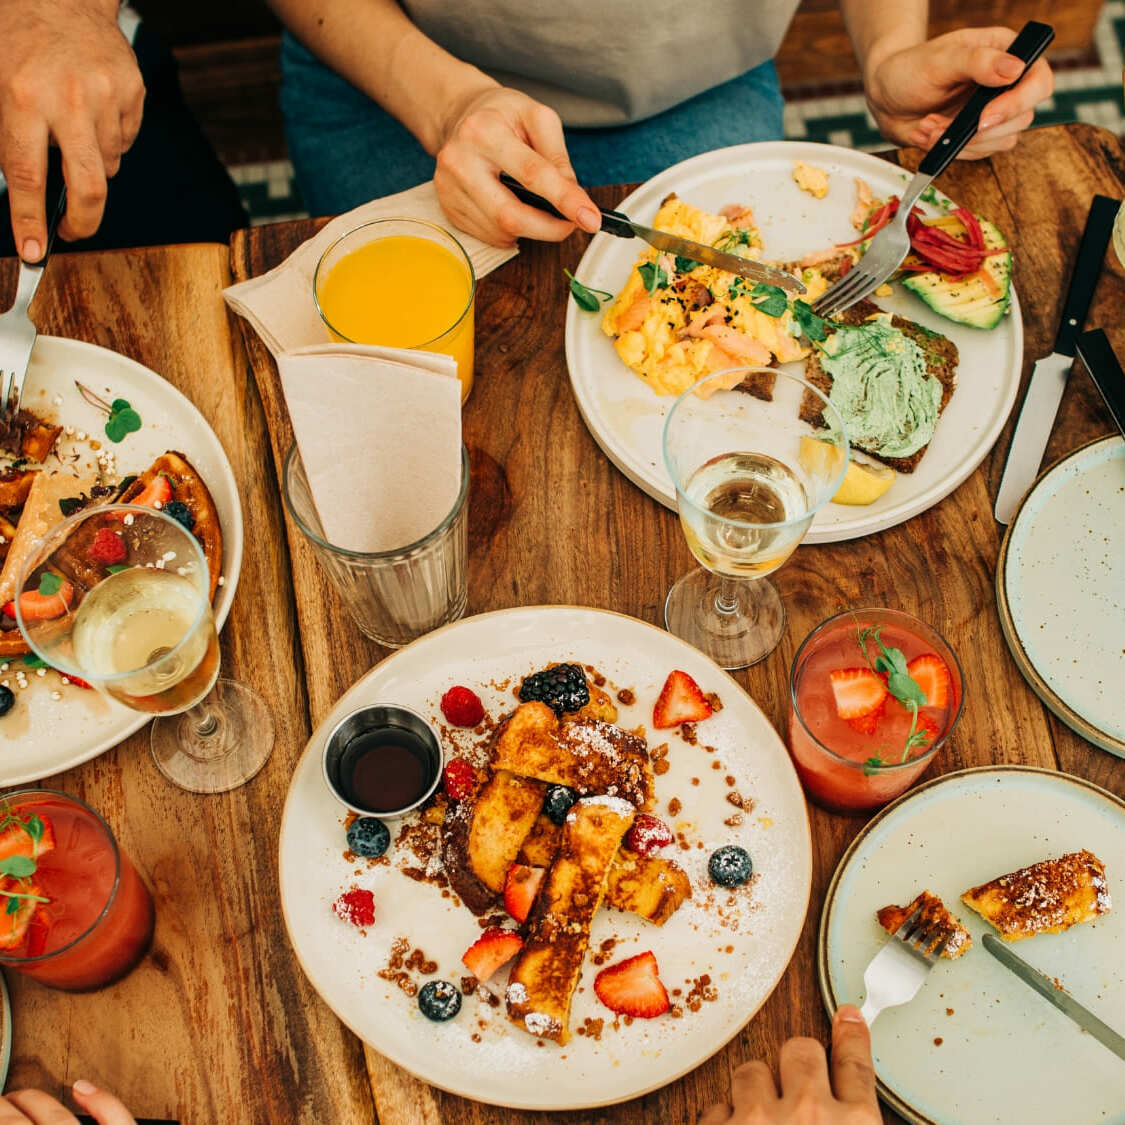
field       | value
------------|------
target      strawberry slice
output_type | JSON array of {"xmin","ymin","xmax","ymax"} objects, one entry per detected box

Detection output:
[
  {"xmin": 845, "ymin": 705, "xmax": 884, "ymax": 737},
  {"xmin": 828, "ymin": 667, "xmax": 887, "ymax": 720},
  {"xmin": 912, "ymin": 713, "xmax": 942, "ymax": 750},
  {"xmin": 625, "ymin": 813, "xmax": 673, "ymax": 857},
  {"xmin": 3, "ymin": 581, "xmax": 74, "ymax": 622},
  {"xmin": 0, "ymin": 812, "xmax": 55, "ymax": 863},
  {"xmin": 442, "ymin": 758, "xmax": 477, "ymax": 802},
  {"xmin": 0, "ymin": 879, "xmax": 43, "ymax": 951},
  {"xmin": 593, "ymin": 951, "xmax": 670, "ymax": 1019},
  {"xmin": 109, "ymin": 474, "xmax": 174, "ymax": 521},
  {"xmin": 461, "ymin": 928, "xmax": 523, "ymax": 981},
  {"xmin": 503, "ymin": 863, "xmax": 545, "ymax": 924},
  {"xmin": 653, "ymin": 670, "xmax": 713, "ymax": 729},
  {"xmin": 907, "ymin": 654, "xmax": 952, "ymax": 708}
]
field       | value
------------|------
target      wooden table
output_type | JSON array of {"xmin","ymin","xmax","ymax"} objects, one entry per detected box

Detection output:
[{"xmin": 4, "ymin": 121, "xmax": 1124, "ymax": 1124}]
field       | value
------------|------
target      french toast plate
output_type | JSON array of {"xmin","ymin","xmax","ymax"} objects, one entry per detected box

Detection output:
[
  {"xmin": 819, "ymin": 767, "xmax": 1125, "ymax": 1125},
  {"xmin": 279, "ymin": 605, "xmax": 812, "ymax": 1111},
  {"xmin": 564, "ymin": 140, "xmax": 1022, "ymax": 543},
  {"xmin": 0, "ymin": 336, "xmax": 243, "ymax": 785}
]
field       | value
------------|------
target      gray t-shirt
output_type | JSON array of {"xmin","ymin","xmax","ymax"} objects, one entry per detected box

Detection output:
[{"xmin": 402, "ymin": 0, "xmax": 800, "ymax": 127}]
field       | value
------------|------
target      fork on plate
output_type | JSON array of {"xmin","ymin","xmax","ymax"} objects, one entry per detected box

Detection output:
[
  {"xmin": 813, "ymin": 20, "xmax": 1053, "ymax": 320},
  {"xmin": 857, "ymin": 908, "xmax": 954, "ymax": 1025}
]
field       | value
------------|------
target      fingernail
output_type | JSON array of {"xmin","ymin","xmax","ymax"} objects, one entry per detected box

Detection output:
[
  {"xmin": 73, "ymin": 1079, "xmax": 97, "ymax": 1095},
  {"xmin": 980, "ymin": 115, "xmax": 1001, "ymax": 131},
  {"xmin": 576, "ymin": 206, "xmax": 601, "ymax": 232},
  {"xmin": 997, "ymin": 56, "xmax": 1023, "ymax": 79},
  {"xmin": 21, "ymin": 238, "xmax": 41, "ymax": 262},
  {"xmin": 837, "ymin": 1005, "xmax": 865, "ymax": 1023}
]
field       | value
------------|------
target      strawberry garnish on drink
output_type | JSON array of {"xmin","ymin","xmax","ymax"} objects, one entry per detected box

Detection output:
[
  {"xmin": 906, "ymin": 654, "xmax": 951, "ymax": 708},
  {"xmin": 503, "ymin": 863, "xmax": 545, "ymax": 924},
  {"xmin": 0, "ymin": 883, "xmax": 44, "ymax": 950},
  {"xmin": 593, "ymin": 951, "xmax": 671, "ymax": 1018},
  {"xmin": 653, "ymin": 670, "xmax": 713, "ymax": 729},
  {"xmin": 0, "ymin": 809, "xmax": 53, "ymax": 948},
  {"xmin": 829, "ymin": 667, "xmax": 887, "ymax": 721},
  {"xmin": 461, "ymin": 928, "xmax": 524, "ymax": 981}
]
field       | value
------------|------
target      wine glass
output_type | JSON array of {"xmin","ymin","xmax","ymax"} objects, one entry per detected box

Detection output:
[
  {"xmin": 662, "ymin": 366, "xmax": 849, "ymax": 669},
  {"xmin": 14, "ymin": 504, "xmax": 274, "ymax": 793}
]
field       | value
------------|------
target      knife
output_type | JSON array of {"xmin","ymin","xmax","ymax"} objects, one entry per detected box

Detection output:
[
  {"xmin": 994, "ymin": 193, "xmax": 1119, "ymax": 524},
  {"xmin": 1076, "ymin": 327, "xmax": 1125, "ymax": 438},
  {"xmin": 982, "ymin": 934, "xmax": 1125, "ymax": 1061},
  {"xmin": 499, "ymin": 172, "xmax": 806, "ymax": 294}
]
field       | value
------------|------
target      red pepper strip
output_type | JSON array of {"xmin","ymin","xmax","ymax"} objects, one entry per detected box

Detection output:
[
  {"xmin": 905, "ymin": 210, "xmax": 997, "ymax": 279},
  {"xmin": 834, "ymin": 197, "xmax": 900, "ymax": 248}
]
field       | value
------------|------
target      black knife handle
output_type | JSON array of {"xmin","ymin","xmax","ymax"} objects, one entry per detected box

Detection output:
[
  {"xmin": 498, "ymin": 172, "xmax": 635, "ymax": 238},
  {"xmin": 917, "ymin": 21, "xmax": 1054, "ymax": 179},
  {"xmin": 1076, "ymin": 328, "xmax": 1125, "ymax": 436},
  {"xmin": 1053, "ymin": 194, "xmax": 1119, "ymax": 357},
  {"xmin": 23, "ymin": 147, "xmax": 67, "ymax": 266}
]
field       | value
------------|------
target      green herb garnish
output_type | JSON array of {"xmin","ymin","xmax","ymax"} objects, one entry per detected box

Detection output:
[
  {"xmin": 58, "ymin": 496, "xmax": 84, "ymax": 517},
  {"xmin": 106, "ymin": 564, "xmax": 129, "ymax": 574},
  {"xmin": 564, "ymin": 270, "xmax": 613, "ymax": 312},
  {"xmin": 75, "ymin": 381, "xmax": 143, "ymax": 444},
  {"xmin": 0, "ymin": 807, "xmax": 50, "ymax": 915},
  {"xmin": 674, "ymin": 256, "xmax": 700, "ymax": 273},
  {"xmin": 855, "ymin": 624, "xmax": 934, "ymax": 769},
  {"xmin": 37, "ymin": 572, "xmax": 62, "ymax": 597},
  {"xmin": 22, "ymin": 654, "xmax": 48, "ymax": 670},
  {"xmin": 637, "ymin": 261, "xmax": 669, "ymax": 295},
  {"xmin": 792, "ymin": 300, "xmax": 829, "ymax": 342},
  {"xmin": 0, "ymin": 856, "xmax": 35, "ymax": 879},
  {"xmin": 749, "ymin": 283, "xmax": 788, "ymax": 318},
  {"xmin": 715, "ymin": 228, "xmax": 755, "ymax": 253}
]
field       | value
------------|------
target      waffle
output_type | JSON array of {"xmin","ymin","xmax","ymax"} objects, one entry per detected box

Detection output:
[
  {"xmin": 506, "ymin": 796, "xmax": 634, "ymax": 1043},
  {"xmin": 961, "ymin": 850, "xmax": 1111, "ymax": 941},
  {"xmin": 876, "ymin": 890, "xmax": 971, "ymax": 958}
]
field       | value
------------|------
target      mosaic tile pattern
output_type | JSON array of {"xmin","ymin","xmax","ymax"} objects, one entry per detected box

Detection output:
[{"xmin": 231, "ymin": 4, "xmax": 1125, "ymax": 223}]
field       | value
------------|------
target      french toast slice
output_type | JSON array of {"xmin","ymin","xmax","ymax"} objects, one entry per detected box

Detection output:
[
  {"xmin": 442, "ymin": 769, "xmax": 545, "ymax": 913},
  {"xmin": 876, "ymin": 890, "xmax": 971, "ymax": 958},
  {"xmin": 506, "ymin": 796, "xmax": 635, "ymax": 1043},
  {"xmin": 519, "ymin": 813, "xmax": 691, "ymax": 925},
  {"xmin": 961, "ymin": 850, "xmax": 1111, "ymax": 941},
  {"xmin": 493, "ymin": 701, "xmax": 654, "ymax": 810}
]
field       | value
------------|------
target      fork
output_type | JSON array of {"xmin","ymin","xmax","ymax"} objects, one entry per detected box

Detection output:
[
  {"xmin": 813, "ymin": 20, "xmax": 1054, "ymax": 320},
  {"xmin": 857, "ymin": 908, "xmax": 953, "ymax": 1025},
  {"xmin": 0, "ymin": 154, "xmax": 67, "ymax": 414}
]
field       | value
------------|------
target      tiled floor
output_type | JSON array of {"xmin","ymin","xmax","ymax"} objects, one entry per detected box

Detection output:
[{"xmin": 231, "ymin": 4, "xmax": 1125, "ymax": 224}]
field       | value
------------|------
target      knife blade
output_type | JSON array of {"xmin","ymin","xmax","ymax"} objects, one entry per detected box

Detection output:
[
  {"xmin": 994, "ymin": 193, "xmax": 1120, "ymax": 524},
  {"xmin": 982, "ymin": 934, "xmax": 1125, "ymax": 1061},
  {"xmin": 1076, "ymin": 328, "xmax": 1125, "ymax": 438},
  {"xmin": 499, "ymin": 173, "xmax": 806, "ymax": 294}
]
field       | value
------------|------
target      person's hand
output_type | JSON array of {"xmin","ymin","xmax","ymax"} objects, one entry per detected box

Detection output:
[
  {"xmin": 0, "ymin": 0, "xmax": 145, "ymax": 260},
  {"xmin": 0, "ymin": 1080, "xmax": 136, "ymax": 1124},
  {"xmin": 433, "ymin": 84, "xmax": 602, "ymax": 248},
  {"xmin": 864, "ymin": 26, "xmax": 1053, "ymax": 159},
  {"xmin": 697, "ymin": 1006, "xmax": 881, "ymax": 1123}
]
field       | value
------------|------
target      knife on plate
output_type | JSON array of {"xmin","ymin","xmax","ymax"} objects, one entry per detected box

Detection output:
[
  {"xmin": 1076, "ymin": 327, "xmax": 1125, "ymax": 438},
  {"xmin": 499, "ymin": 172, "xmax": 807, "ymax": 294},
  {"xmin": 994, "ymin": 193, "xmax": 1120, "ymax": 524},
  {"xmin": 982, "ymin": 934, "xmax": 1125, "ymax": 1061}
]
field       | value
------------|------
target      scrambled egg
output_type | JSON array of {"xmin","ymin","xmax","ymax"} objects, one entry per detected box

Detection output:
[
  {"xmin": 601, "ymin": 195, "xmax": 828, "ymax": 396},
  {"xmin": 793, "ymin": 161, "xmax": 829, "ymax": 199}
]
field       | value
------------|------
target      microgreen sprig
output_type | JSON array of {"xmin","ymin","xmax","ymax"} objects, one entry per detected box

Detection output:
[
  {"xmin": 855, "ymin": 624, "xmax": 932, "ymax": 770},
  {"xmin": 75, "ymin": 381, "xmax": 142, "ymax": 443},
  {"xmin": 0, "ymin": 807, "xmax": 50, "ymax": 916},
  {"xmin": 637, "ymin": 261, "xmax": 669, "ymax": 295},
  {"xmin": 564, "ymin": 270, "xmax": 613, "ymax": 312}
]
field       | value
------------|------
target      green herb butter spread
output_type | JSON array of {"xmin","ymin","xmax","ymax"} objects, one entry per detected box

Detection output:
[{"xmin": 818, "ymin": 319, "xmax": 941, "ymax": 459}]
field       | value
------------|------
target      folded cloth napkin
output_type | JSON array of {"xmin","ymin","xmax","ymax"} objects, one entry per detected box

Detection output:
[
  {"xmin": 278, "ymin": 344, "xmax": 462, "ymax": 554},
  {"xmin": 223, "ymin": 181, "xmax": 516, "ymax": 357}
]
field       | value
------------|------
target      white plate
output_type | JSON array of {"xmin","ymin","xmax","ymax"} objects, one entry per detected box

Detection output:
[
  {"xmin": 0, "ymin": 336, "xmax": 243, "ymax": 785},
  {"xmin": 819, "ymin": 766, "xmax": 1125, "ymax": 1125},
  {"xmin": 997, "ymin": 435, "xmax": 1125, "ymax": 758},
  {"xmin": 565, "ymin": 140, "xmax": 1023, "ymax": 543},
  {"xmin": 279, "ymin": 605, "xmax": 811, "ymax": 1111}
]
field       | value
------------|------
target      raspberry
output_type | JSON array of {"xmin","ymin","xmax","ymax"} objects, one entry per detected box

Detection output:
[
  {"xmin": 625, "ymin": 814, "xmax": 673, "ymax": 857},
  {"xmin": 89, "ymin": 528, "xmax": 127, "ymax": 566},
  {"xmin": 440, "ymin": 685, "xmax": 485, "ymax": 727},
  {"xmin": 442, "ymin": 758, "xmax": 477, "ymax": 802},
  {"xmin": 332, "ymin": 887, "xmax": 375, "ymax": 928}
]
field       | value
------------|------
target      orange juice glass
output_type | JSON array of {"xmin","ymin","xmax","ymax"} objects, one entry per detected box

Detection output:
[{"xmin": 314, "ymin": 219, "xmax": 477, "ymax": 403}]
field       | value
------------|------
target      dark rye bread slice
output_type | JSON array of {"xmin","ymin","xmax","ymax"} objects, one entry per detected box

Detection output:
[{"xmin": 800, "ymin": 299, "xmax": 958, "ymax": 473}]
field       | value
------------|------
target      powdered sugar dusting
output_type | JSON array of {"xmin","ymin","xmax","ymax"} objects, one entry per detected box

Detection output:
[{"xmin": 569, "ymin": 794, "xmax": 636, "ymax": 819}]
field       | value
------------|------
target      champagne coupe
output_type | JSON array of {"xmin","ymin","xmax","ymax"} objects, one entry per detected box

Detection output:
[
  {"xmin": 15, "ymin": 504, "xmax": 274, "ymax": 792},
  {"xmin": 662, "ymin": 366, "xmax": 849, "ymax": 669}
]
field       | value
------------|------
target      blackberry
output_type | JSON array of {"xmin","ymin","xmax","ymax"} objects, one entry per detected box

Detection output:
[
  {"xmin": 346, "ymin": 816, "xmax": 390, "ymax": 858},
  {"xmin": 0, "ymin": 685, "xmax": 13, "ymax": 717},
  {"xmin": 708, "ymin": 845, "xmax": 753, "ymax": 888},
  {"xmin": 162, "ymin": 500, "xmax": 194, "ymax": 531},
  {"xmin": 418, "ymin": 979, "xmax": 462, "ymax": 1022},
  {"xmin": 518, "ymin": 663, "xmax": 589, "ymax": 716},
  {"xmin": 543, "ymin": 785, "xmax": 579, "ymax": 826}
]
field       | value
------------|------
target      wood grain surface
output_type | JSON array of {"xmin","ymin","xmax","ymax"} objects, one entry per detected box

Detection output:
[{"xmin": 0, "ymin": 122, "xmax": 1119, "ymax": 1125}]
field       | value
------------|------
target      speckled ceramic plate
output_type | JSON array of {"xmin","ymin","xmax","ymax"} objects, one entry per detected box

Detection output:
[
  {"xmin": 564, "ymin": 140, "xmax": 1022, "ymax": 543},
  {"xmin": 997, "ymin": 435, "xmax": 1125, "ymax": 758},
  {"xmin": 0, "ymin": 973, "xmax": 10, "ymax": 1090},
  {"xmin": 279, "ymin": 605, "xmax": 811, "ymax": 1111},
  {"xmin": 0, "ymin": 336, "xmax": 243, "ymax": 785},
  {"xmin": 819, "ymin": 766, "xmax": 1125, "ymax": 1125}
]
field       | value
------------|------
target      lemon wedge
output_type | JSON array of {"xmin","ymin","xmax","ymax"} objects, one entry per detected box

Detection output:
[{"xmin": 799, "ymin": 437, "xmax": 895, "ymax": 506}]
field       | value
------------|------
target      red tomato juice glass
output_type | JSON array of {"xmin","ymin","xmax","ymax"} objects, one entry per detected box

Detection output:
[
  {"xmin": 0, "ymin": 790, "xmax": 154, "ymax": 990},
  {"xmin": 788, "ymin": 608, "xmax": 964, "ymax": 813}
]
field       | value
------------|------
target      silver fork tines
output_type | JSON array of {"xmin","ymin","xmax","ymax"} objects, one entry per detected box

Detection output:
[
  {"xmin": 0, "ymin": 257, "xmax": 47, "ymax": 414},
  {"xmin": 858, "ymin": 908, "xmax": 950, "ymax": 1025}
]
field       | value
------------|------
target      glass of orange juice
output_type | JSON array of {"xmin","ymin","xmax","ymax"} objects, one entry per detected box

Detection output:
[{"xmin": 314, "ymin": 219, "xmax": 477, "ymax": 402}]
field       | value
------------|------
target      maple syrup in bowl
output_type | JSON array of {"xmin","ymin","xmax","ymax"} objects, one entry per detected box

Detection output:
[{"xmin": 322, "ymin": 705, "xmax": 443, "ymax": 817}]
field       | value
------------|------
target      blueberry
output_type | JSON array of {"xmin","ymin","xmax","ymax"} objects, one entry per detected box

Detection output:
[
  {"xmin": 543, "ymin": 785, "xmax": 579, "ymax": 826},
  {"xmin": 162, "ymin": 500, "xmax": 194, "ymax": 531},
  {"xmin": 346, "ymin": 816, "xmax": 390, "ymax": 858},
  {"xmin": 418, "ymin": 979, "xmax": 462, "ymax": 1022},
  {"xmin": 708, "ymin": 845, "xmax": 753, "ymax": 888},
  {"xmin": 0, "ymin": 685, "xmax": 13, "ymax": 717}
]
